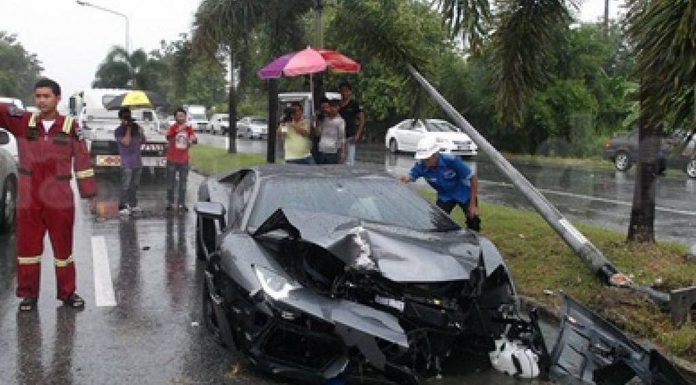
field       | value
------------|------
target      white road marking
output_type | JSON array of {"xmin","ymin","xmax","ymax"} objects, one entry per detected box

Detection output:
[
  {"xmin": 479, "ymin": 180, "xmax": 696, "ymax": 217},
  {"xmin": 91, "ymin": 236, "xmax": 117, "ymax": 307}
]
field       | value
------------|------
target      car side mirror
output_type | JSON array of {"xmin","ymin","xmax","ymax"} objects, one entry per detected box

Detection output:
[
  {"xmin": 195, "ymin": 201, "xmax": 227, "ymax": 228},
  {"xmin": 0, "ymin": 130, "xmax": 9, "ymax": 145}
]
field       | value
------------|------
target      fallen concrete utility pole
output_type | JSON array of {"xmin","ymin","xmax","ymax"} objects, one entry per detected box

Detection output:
[{"xmin": 407, "ymin": 63, "xmax": 696, "ymax": 327}]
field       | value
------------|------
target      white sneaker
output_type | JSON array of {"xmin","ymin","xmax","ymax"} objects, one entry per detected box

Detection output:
[{"xmin": 119, "ymin": 207, "xmax": 131, "ymax": 216}]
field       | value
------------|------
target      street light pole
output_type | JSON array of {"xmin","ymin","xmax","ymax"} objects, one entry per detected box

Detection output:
[{"xmin": 75, "ymin": 0, "xmax": 129, "ymax": 57}]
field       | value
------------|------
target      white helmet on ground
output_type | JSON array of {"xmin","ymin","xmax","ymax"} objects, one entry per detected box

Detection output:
[{"xmin": 414, "ymin": 136, "xmax": 440, "ymax": 160}]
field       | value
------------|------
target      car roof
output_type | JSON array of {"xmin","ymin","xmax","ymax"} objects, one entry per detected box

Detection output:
[{"xmin": 226, "ymin": 164, "xmax": 397, "ymax": 182}]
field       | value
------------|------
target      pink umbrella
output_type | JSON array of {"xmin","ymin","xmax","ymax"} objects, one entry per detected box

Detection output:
[{"xmin": 257, "ymin": 46, "xmax": 360, "ymax": 80}]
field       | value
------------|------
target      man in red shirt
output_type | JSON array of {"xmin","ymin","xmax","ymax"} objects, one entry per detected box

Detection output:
[
  {"xmin": 165, "ymin": 107, "xmax": 197, "ymax": 212},
  {"xmin": 0, "ymin": 78, "xmax": 97, "ymax": 311}
]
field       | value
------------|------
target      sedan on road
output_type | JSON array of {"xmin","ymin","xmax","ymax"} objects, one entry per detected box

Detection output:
[
  {"xmin": 208, "ymin": 113, "xmax": 229, "ymax": 135},
  {"xmin": 0, "ymin": 143, "xmax": 17, "ymax": 233},
  {"xmin": 194, "ymin": 165, "xmax": 546, "ymax": 384},
  {"xmin": 236, "ymin": 116, "xmax": 268, "ymax": 139},
  {"xmin": 603, "ymin": 129, "xmax": 696, "ymax": 178},
  {"xmin": 385, "ymin": 119, "xmax": 478, "ymax": 157}
]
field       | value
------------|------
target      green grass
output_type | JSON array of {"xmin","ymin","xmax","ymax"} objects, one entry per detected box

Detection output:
[
  {"xmin": 189, "ymin": 145, "xmax": 266, "ymax": 175},
  {"xmin": 188, "ymin": 146, "xmax": 696, "ymax": 361},
  {"xmin": 503, "ymin": 152, "xmax": 614, "ymax": 170}
]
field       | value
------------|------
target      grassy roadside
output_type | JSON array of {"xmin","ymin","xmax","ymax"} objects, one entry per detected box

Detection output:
[
  {"xmin": 189, "ymin": 145, "xmax": 696, "ymax": 361},
  {"xmin": 189, "ymin": 145, "xmax": 266, "ymax": 175}
]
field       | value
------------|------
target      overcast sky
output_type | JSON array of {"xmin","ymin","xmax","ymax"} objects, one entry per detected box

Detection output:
[{"xmin": 3, "ymin": 0, "xmax": 620, "ymax": 104}]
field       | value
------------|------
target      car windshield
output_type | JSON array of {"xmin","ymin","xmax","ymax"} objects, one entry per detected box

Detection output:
[
  {"xmin": 426, "ymin": 120, "xmax": 460, "ymax": 133},
  {"xmin": 251, "ymin": 118, "xmax": 267, "ymax": 125},
  {"xmin": 248, "ymin": 177, "xmax": 460, "ymax": 232},
  {"xmin": 190, "ymin": 114, "xmax": 206, "ymax": 121}
]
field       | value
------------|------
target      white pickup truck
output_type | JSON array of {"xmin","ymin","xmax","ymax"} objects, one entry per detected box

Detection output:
[{"xmin": 68, "ymin": 89, "xmax": 168, "ymax": 177}]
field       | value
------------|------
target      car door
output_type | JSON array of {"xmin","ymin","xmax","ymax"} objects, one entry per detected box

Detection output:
[
  {"xmin": 396, "ymin": 120, "xmax": 417, "ymax": 151},
  {"xmin": 407, "ymin": 120, "xmax": 427, "ymax": 150}
]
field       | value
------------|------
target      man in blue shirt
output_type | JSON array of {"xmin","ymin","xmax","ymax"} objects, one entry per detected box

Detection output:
[{"xmin": 400, "ymin": 136, "xmax": 480, "ymax": 231}]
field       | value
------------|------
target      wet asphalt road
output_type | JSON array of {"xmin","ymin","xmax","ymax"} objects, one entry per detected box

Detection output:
[
  {"xmin": 0, "ymin": 170, "xmax": 558, "ymax": 384},
  {"xmin": 199, "ymin": 134, "xmax": 696, "ymax": 247}
]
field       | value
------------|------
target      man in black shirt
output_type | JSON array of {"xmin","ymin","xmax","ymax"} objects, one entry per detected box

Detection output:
[{"xmin": 338, "ymin": 81, "xmax": 365, "ymax": 166}]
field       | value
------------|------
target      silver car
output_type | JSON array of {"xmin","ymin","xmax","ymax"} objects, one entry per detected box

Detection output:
[
  {"xmin": 236, "ymin": 116, "xmax": 268, "ymax": 139},
  {"xmin": 0, "ymin": 132, "xmax": 17, "ymax": 233}
]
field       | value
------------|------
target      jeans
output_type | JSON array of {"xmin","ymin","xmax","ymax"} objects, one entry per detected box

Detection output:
[
  {"xmin": 286, "ymin": 156, "xmax": 316, "ymax": 165},
  {"xmin": 167, "ymin": 162, "xmax": 189, "ymax": 206},
  {"xmin": 119, "ymin": 167, "xmax": 142, "ymax": 209},
  {"xmin": 436, "ymin": 199, "xmax": 481, "ymax": 231},
  {"xmin": 345, "ymin": 138, "xmax": 356, "ymax": 166}
]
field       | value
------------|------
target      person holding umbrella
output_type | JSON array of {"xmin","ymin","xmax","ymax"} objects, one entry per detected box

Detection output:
[
  {"xmin": 165, "ymin": 107, "xmax": 198, "ymax": 212},
  {"xmin": 115, "ymin": 107, "xmax": 146, "ymax": 216}
]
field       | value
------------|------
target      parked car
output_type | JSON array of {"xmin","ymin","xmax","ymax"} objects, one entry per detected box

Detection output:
[
  {"xmin": 603, "ymin": 129, "xmax": 696, "ymax": 178},
  {"xmin": 385, "ymin": 119, "xmax": 478, "ymax": 157},
  {"xmin": 193, "ymin": 165, "xmax": 546, "ymax": 384},
  {"xmin": 236, "ymin": 116, "xmax": 268, "ymax": 139},
  {"xmin": 0, "ymin": 142, "xmax": 17, "ymax": 233},
  {"xmin": 0, "ymin": 128, "xmax": 17, "ymax": 161},
  {"xmin": 208, "ymin": 113, "xmax": 229, "ymax": 135}
]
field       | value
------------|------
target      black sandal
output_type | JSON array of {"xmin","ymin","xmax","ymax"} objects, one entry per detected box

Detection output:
[
  {"xmin": 62, "ymin": 293, "xmax": 85, "ymax": 309},
  {"xmin": 19, "ymin": 297, "xmax": 37, "ymax": 312}
]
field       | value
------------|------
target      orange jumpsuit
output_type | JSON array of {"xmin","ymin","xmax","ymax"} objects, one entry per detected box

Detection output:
[{"xmin": 0, "ymin": 103, "xmax": 97, "ymax": 300}]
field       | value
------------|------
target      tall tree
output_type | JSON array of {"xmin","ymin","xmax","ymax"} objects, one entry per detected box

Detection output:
[
  {"xmin": 193, "ymin": 0, "xmax": 314, "ymax": 156},
  {"xmin": 0, "ymin": 32, "xmax": 43, "ymax": 103},
  {"xmin": 624, "ymin": 0, "xmax": 695, "ymax": 242},
  {"xmin": 193, "ymin": 0, "xmax": 263, "ymax": 154}
]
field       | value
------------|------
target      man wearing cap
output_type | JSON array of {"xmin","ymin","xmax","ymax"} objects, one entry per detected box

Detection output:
[{"xmin": 400, "ymin": 136, "xmax": 480, "ymax": 231}]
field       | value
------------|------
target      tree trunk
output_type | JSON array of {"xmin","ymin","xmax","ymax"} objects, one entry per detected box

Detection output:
[
  {"xmin": 603, "ymin": 0, "xmax": 610, "ymax": 36},
  {"xmin": 267, "ymin": 79, "xmax": 278, "ymax": 163},
  {"xmin": 227, "ymin": 50, "xmax": 238, "ymax": 154},
  {"xmin": 627, "ymin": 82, "xmax": 660, "ymax": 243}
]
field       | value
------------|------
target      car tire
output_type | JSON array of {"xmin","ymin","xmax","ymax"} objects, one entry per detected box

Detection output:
[
  {"xmin": 389, "ymin": 138, "xmax": 399, "ymax": 154},
  {"xmin": 202, "ymin": 277, "xmax": 227, "ymax": 347},
  {"xmin": 0, "ymin": 176, "xmax": 17, "ymax": 232},
  {"xmin": 685, "ymin": 159, "xmax": 696, "ymax": 178},
  {"xmin": 613, "ymin": 151, "xmax": 632, "ymax": 171}
]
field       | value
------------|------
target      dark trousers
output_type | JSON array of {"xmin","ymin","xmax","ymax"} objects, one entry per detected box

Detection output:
[
  {"xmin": 119, "ymin": 167, "xmax": 142, "ymax": 209},
  {"xmin": 166, "ymin": 162, "xmax": 189, "ymax": 206},
  {"xmin": 436, "ymin": 199, "xmax": 481, "ymax": 232},
  {"xmin": 317, "ymin": 152, "xmax": 340, "ymax": 164}
]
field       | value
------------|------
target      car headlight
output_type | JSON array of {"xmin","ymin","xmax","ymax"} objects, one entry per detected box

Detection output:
[{"xmin": 254, "ymin": 266, "xmax": 300, "ymax": 300}]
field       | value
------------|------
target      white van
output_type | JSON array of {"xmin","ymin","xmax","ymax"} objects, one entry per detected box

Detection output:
[{"xmin": 183, "ymin": 105, "xmax": 209, "ymax": 132}]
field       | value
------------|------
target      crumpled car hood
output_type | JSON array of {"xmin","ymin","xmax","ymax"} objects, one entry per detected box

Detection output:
[{"xmin": 252, "ymin": 208, "xmax": 482, "ymax": 282}]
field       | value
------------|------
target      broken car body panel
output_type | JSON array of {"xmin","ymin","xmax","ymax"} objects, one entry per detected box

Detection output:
[{"xmin": 551, "ymin": 294, "xmax": 690, "ymax": 385}]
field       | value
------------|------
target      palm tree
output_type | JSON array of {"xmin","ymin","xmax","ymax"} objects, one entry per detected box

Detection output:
[
  {"xmin": 193, "ymin": 0, "xmax": 314, "ymax": 155},
  {"xmin": 624, "ymin": 0, "xmax": 695, "ymax": 242},
  {"xmin": 93, "ymin": 46, "xmax": 164, "ymax": 90}
]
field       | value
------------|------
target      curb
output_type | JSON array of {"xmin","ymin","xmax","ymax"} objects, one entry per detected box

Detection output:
[{"xmin": 518, "ymin": 295, "xmax": 696, "ymax": 379}]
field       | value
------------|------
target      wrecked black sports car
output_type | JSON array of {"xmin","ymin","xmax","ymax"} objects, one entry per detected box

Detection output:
[{"xmin": 194, "ymin": 165, "xmax": 690, "ymax": 385}]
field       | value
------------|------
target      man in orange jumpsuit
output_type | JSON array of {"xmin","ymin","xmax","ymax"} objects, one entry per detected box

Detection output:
[{"xmin": 0, "ymin": 78, "xmax": 97, "ymax": 311}]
